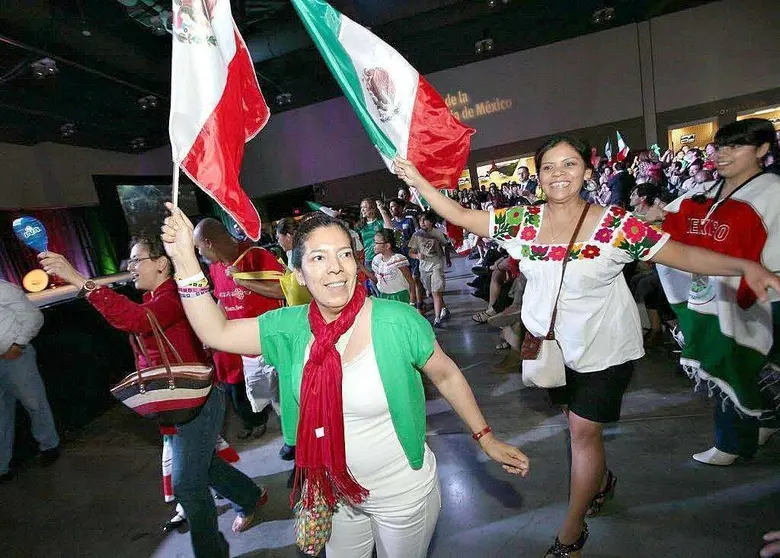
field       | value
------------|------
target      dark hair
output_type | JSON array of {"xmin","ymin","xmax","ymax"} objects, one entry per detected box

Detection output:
[
  {"xmin": 658, "ymin": 189, "xmax": 677, "ymax": 204},
  {"xmin": 534, "ymin": 135, "xmax": 592, "ymax": 172},
  {"xmin": 397, "ymin": 185, "xmax": 411, "ymax": 195},
  {"xmin": 275, "ymin": 217, "xmax": 297, "ymax": 237},
  {"xmin": 130, "ymin": 236, "xmax": 172, "ymax": 276},
  {"xmin": 518, "ymin": 165, "xmax": 529, "ymax": 172},
  {"xmin": 374, "ymin": 228, "xmax": 397, "ymax": 252},
  {"xmin": 614, "ymin": 161, "xmax": 626, "ymax": 171},
  {"xmin": 388, "ymin": 197, "xmax": 405, "ymax": 208},
  {"xmin": 715, "ymin": 118, "xmax": 778, "ymax": 152},
  {"xmin": 634, "ymin": 183, "xmax": 660, "ymax": 206},
  {"xmin": 420, "ymin": 209, "xmax": 439, "ymax": 224},
  {"xmin": 130, "ymin": 236, "xmax": 167, "ymax": 259},
  {"xmin": 290, "ymin": 213, "xmax": 356, "ymax": 269}
]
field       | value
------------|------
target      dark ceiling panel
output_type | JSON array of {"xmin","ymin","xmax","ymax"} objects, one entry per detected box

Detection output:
[{"xmin": 0, "ymin": 0, "xmax": 716, "ymax": 152}]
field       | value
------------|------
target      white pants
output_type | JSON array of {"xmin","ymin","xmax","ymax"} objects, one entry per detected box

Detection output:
[
  {"xmin": 241, "ymin": 355, "xmax": 280, "ymax": 415},
  {"xmin": 325, "ymin": 479, "xmax": 441, "ymax": 558}
]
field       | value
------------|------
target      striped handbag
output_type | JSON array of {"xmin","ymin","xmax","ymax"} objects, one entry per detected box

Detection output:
[{"xmin": 110, "ymin": 310, "xmax": 213, "ymax": 426}]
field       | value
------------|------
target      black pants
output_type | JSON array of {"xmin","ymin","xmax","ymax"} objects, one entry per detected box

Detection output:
[{"xmin": 222, "ymin": 381, "xmax": 268, "ymax": 430}]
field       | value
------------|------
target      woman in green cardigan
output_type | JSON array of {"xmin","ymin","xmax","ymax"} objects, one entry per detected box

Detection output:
[{"xmin": 161, "ymin": 205, "xmax": 529, "ymax": 558}]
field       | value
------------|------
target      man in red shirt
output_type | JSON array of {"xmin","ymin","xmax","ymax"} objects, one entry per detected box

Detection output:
[{"xmin": 193, "ymin": 218, "xmax": 285, "ymax": 439}]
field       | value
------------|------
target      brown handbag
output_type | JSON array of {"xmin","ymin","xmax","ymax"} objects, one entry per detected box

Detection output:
[
  {"xmin": 110, "ymin": 310, "xmax": 213, "ymax": 426},
  {"xmin": 519, "ymin": 203, "xmax": 591, "ymax": 361}
]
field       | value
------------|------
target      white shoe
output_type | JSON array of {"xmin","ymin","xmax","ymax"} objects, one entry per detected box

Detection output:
[
  {"xmin": 758, "ymin": 427, "xmax": 779, "ymax": 447},
  {"xmin": 692, "ymin": 447, "xmax": 738, "ymax": 466}
]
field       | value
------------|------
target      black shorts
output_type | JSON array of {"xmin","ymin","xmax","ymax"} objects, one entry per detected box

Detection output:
[{"xmin": 547, "ymin": 361, "xmax": 635, "ymax": 423}]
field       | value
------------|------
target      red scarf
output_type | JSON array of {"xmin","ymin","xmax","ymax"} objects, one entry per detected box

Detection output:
[{"xmin": 293, "ymin": 283, "xmax": 370, "ymax": 509}]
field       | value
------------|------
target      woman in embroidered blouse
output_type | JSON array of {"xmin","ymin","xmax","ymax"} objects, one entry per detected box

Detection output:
[
  {"xmin": 39, "ymin": 238, "xmax": 266, "ymax": 558},
  {"xmin": 161, "ymin": 208, "xmax": 529, "ymax": 558},
  {"xmin": 394, "ymin": 136, "xmax": 780, "ymax": 558}
]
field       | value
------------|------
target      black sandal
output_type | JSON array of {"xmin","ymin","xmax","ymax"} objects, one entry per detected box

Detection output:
[
  {"xmin": 544, "ymin": 523, "xmax": 589, "ymax": 557},
  {"xmin": 586, "ymin": 469, "xmax": 617, "ymax": 516}
]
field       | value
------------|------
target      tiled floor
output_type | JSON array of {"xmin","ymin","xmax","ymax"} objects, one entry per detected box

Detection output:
[{"xmin": 1, "ymin": 257, "xmax": 778, "ymax": 557}]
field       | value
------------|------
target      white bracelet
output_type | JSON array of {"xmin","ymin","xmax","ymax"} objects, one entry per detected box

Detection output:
[{"xmin": 176, "ymin": 271, "xmax": 206, "ymax": 287}]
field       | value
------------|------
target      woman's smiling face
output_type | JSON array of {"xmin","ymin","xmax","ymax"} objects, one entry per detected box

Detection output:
[
  {"xmin": 538, "ymin": 142, "xmax": 592, "ymax": 204},
  {"xmin": 294, "ymin": 225, "xmax": 358, "ymax": 321}
]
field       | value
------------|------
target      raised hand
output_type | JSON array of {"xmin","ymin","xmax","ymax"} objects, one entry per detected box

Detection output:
[
  {"xmin": 160, "ymin": 203, "xmax": 200, "ymax": 275},
  {"xmin": 38, "ymin": 251, "xmax": 88, "ymax": 288},
  {"xmin": 393, "ymin": 157, "xmax": 426, "ymax": 189},
  {"xmin": 761, "ymin": 531, "xmax": 780, "ymax": 558}
]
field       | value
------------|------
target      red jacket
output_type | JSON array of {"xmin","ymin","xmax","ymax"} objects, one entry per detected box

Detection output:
[
  {"xmin": 88, "ymin": 278, "xmax": 208, "ymax": 369},
  {"xmin": 212, "ymin": 350, "xmax": 244, "ymax": 385}
]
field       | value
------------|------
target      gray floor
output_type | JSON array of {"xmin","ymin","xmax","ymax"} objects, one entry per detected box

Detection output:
[{"xmin": 1, "ymin": 258, "xmax": 778, "ymax": 558}]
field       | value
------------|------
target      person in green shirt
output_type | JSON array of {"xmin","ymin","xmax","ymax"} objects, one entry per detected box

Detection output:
[
  {"xmin": 357, "ymin": 197, "xmax": 386, "ymax": 265},
  {"xmin": 161, "ymin": 206, "xmax": 529, "ymax": 558}
]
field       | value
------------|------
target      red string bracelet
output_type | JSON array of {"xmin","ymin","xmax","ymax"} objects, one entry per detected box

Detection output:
[{"xmin": 472, "ymin": 426, "xmax": 493, "ymax": 441}]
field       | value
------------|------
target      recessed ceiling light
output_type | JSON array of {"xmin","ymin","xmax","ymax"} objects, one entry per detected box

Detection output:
[
  {"xmin": 138, "ymin": 95, "xmax": 158, "ymax": 110},
  {"xmin": 31, "ymin": 58, "xmax": 58, "ymax": 79},
  {"xmin": 60, "ymin": 123, "xmax": 76, "ymax": 137},
  {"xmin": 82, "ymin": 29, "xmax": 92, "ymax": 37}
]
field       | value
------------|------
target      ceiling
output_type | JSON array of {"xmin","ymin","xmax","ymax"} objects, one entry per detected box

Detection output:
[{"xmin": 0, "ymin": 0, "xmax": 715, "ymax": 153}]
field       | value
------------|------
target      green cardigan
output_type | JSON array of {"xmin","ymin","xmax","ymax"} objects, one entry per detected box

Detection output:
[{"xmin": 259, "ymin": 298, "xmax": 435, "ymax": 469}]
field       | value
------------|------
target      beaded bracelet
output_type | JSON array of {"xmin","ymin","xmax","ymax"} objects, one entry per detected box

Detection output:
[
  {"xmin": 472, "ymin": 426, "xmax": 493, "ymax": 441},
  {"xmin": 179, "ymin": 286, "xmax": 211, "ymax": 299}
]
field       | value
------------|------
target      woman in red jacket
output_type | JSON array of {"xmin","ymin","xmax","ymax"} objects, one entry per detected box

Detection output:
[{"xmin": 40, "ymin": 237, "xmax": 266, "ymax": 558}]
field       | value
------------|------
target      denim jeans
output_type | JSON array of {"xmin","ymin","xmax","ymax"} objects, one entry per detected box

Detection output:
[
  {"xmin": 171, "ymin": 385, "xmax": 262, "ymax": 558},
  {"xmin": 0, "ymin": 345, "xmax": 60, "ymax": 474},
  {"xmin": 714, "ymin": 398, "xmax": 758, "ymax": 457}
]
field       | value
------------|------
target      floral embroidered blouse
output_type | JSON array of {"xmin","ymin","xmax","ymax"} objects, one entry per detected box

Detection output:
[{"xmin": 490, "ymin": 204, "xmax": 670, "ymax": 372}]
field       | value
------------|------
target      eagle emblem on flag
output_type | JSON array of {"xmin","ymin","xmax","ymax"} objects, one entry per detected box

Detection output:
[
  {"xmin": 173, "ymin": 0, "xmax": 218, "ymax": 45},
  {"xmin": 363, "ymin": 67, "xmax": 399, "ymax": 123}
]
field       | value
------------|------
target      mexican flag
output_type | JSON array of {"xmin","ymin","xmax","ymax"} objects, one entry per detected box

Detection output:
[
  {"xmin": 604, "ymin": 137, "xmax": 613, "ymax": 162},
  {"xmin": 306, "ymin": 200, "xmax": 338, "ymax": 217},
  {"xmin": 291, "ymin": 0, "xmax": 475, "ymax": 189},
  {"xmin": 169, "ymin": 0, "xmax": 269, "ymax": 240},
  {"xmin": 658, "ymin": 174, "xmax": 780, "ymax": 416},
  {"xmin": 616, "ymin": 130, "xmax": 630, "ymax": 161}
]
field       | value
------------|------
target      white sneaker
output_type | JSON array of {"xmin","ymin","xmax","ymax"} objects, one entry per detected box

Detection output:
[
  {"xmin": 439, "ymin": 307, "xmax": 451, "ymax": 321},
  {"xmin": 692, "ymin": 447, "xmax": 738, "ymax": 466},
  {"xmin": 758, "ymin": 427, "xmax": 779, "ymax": 447}
]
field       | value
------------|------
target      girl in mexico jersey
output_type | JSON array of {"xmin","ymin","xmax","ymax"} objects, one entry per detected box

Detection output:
[{"xmin": 659, "ymin": 118, "xmax": 780, "ymax": 466}]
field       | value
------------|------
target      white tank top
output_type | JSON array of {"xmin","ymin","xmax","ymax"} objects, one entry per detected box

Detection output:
[{"xmin": 304, "ymin": 328, "xmax": 437, "ymax": 510}]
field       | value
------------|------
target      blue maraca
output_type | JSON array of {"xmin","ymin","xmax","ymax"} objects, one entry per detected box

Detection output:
[{"xmin": 12, "ymin": 216, "xmax": 48, "ymax": 253}]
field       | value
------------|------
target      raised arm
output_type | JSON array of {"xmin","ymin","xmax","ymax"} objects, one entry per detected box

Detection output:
[
  {"xmin": 376, "ymin": 200, "xmax": 394, "ymax": 229},
  {"xmin": 651, "ymin": 239, "xmax": 780, "ymax": 302},
  {"xmin": 394, "ymin": 158, "xmax": 491, "ymax": 238},
  {"xmin": 422, "ymin": 340, "xmax": 529, "ymax": 476},
  {"xmin": 161, "ymin": 204, "xmax": 261, "ymax": 355}
]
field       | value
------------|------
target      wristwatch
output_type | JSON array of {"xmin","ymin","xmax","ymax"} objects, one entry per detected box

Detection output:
[{"xmin": 78, "ymin": 279, "xmax": 98, "ymax": 298}]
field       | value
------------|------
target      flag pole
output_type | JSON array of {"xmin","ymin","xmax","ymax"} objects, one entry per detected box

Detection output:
[
  {"xmin": 172, "ymin": 162, "xmax": 180, "ymax": 208},
  {"xmin": 411, "ymin": 187, "xmax": 424, "ymax": 209}
]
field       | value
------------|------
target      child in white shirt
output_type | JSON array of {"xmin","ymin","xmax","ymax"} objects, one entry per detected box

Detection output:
[{"xmin": 369, "ymin": 229, "xmax": 417, "ymax": 305}]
